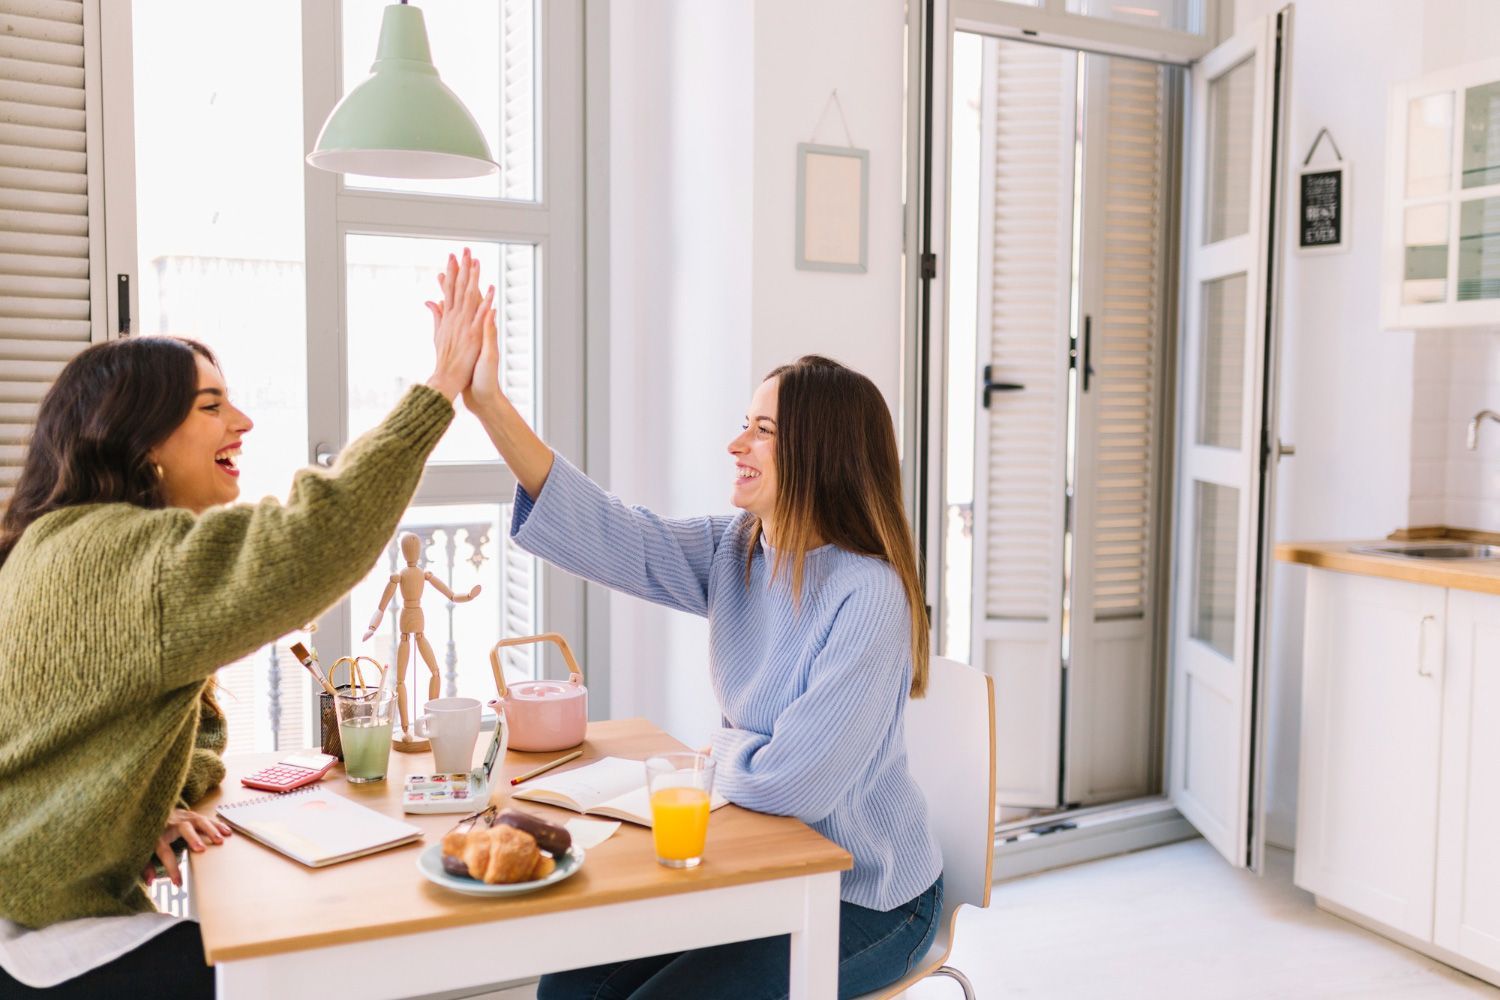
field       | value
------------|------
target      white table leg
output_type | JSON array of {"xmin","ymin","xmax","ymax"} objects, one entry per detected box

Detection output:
[{"xmin": 787, "ymin": 871, "xmax": 842, "ymax": 999}]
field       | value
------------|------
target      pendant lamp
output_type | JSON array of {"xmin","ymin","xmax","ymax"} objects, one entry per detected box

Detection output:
[{"xmin": 307, "ymin": 1, "xmax": 498, "ymax": 179}]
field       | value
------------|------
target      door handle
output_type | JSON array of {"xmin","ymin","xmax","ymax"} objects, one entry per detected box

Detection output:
[
  {"xmin": 981, "ymin": 364, "xmax": 1025, "ymax": 409},
  {"xmin": 1277, "ymin": 439, "xmax": 1296, "ymax": 460},
  {"xmin": 314, "ymin": 443, "xmax": 338, "ymax": 469},
  {"xmin": 1081, "ymin": 315, "xmax": 1095, "ymax": 392},
  {"xmin": 1418, "ymin": 614, "xmax": 1436, "ymax": 678}
]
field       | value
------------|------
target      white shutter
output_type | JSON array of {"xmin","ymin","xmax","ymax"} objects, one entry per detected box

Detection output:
[
  {"xmin": 0, "ymin": 0, "xmax": 100, "ymax": 500},
  {"xmin": 969, "ymin": 38, "xmax": 1077, "ymax": 808},
  {"xmin": 499, "ymin": 0, "xmax": 534, "ymax": 202},
  {"xmin": 1063, "ymin": 53, "xmax": 1173, "ymax": 806},
  {"xmin": 496, "ymin": 1, "xmax": 537, "ymax": 677},
  {"xmin": 978, "ymin": 40, "xmax": 1075, "ymax": 623},
  {"xmin": 1087, "ymin": 55, "xmax": 1168, "ymax": 620}
]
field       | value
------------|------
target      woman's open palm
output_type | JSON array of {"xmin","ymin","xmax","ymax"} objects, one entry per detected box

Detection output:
[{"xmin": 424, "ymin": 249, "xmax": 494, "ymax": 400}]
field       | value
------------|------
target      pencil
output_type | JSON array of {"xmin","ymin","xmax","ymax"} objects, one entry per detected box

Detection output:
[{"xmin": 510, "ymin": 749, "xmax": 583, "ymax": 786}]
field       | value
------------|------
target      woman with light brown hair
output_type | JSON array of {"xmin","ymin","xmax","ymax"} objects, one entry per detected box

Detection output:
[{"xmin": 457, "ymin": 327, "xmax": 943, "ymax": 998}]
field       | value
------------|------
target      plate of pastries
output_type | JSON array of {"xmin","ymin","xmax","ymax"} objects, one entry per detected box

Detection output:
[{"xmin": 419, "ymin": 805, "xmax": 583, "ymax": 897}]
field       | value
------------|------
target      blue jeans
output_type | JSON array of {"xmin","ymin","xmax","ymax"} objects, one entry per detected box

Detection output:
[{"xmin": 537, "ymin": 874, "xmax": 942, "ymax": 1000}]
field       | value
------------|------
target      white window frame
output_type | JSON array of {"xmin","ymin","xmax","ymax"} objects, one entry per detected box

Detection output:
[{"xmin": 95, "ymin": 1, "xmax": 590, "ymax": 743}]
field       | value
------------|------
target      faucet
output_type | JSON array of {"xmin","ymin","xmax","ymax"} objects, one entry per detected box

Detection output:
[{"xmin": 1468, "ymin": 410, "xmax": 1500, "ymax": 450}]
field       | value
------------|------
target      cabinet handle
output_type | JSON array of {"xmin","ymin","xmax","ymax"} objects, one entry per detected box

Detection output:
[{"xmin": 1418, "ymin": 614, "xmax": 1436, "ymax": 678}]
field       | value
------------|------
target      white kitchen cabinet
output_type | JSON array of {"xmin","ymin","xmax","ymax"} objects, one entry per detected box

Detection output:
[
  {"xmin": 1295, "ymin": 567, "xmax": 1500, "ymax": 986},
  {"xmin": 1383, "ymin": 56, "xmax": 1500, "ymax": 330},
  {"xmin": 1294, "ymin": 570, "xmax": 1446, "ymax": 940},
  {"xmin": 1435, "ymin": 589, "xmax": 1500, "ymax": 971}
]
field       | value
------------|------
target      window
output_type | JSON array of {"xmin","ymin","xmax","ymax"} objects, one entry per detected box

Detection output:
[{"xmin": 120, "ymin": 0, "xmax": 584, "ymax": 751}]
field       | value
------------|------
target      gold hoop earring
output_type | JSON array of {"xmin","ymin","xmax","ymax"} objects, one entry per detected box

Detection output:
[{"xmin": 153, "ymin": 463, "xmax": 164, "ymax": 481}]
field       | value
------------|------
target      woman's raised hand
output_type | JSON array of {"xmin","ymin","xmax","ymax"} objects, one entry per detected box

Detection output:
[
  {"xmin": 423, "ymin": 248, "xmax": 495, "ymax": 402},
  {"xmin": 462, "ymin": 293, "xmax": 504, "ymax": 418}
]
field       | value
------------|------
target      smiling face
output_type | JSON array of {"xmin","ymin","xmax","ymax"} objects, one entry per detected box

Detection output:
[
  {"xmin": 148, "ymin": 353, "xmax": 253, "ymax": 513},
  {"xmin": 727, "ymin": 376, "xmax": 780, "ymax": 529}
]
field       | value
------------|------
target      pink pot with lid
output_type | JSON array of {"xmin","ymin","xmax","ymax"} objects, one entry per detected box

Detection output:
[{"xmin": 488, "ymin": 632, "xmax": 588, "ymax": 752}]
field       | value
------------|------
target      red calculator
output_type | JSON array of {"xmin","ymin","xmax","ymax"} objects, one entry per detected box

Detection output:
[{"xmin": 240, "ymin": 753, "xmax": 338, "ymax": 793}]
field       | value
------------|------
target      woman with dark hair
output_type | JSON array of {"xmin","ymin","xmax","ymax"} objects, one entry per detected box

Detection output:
[
  {"xmin": 455, "ymin": 294, "xmax": 942, "ymax": 998},
  {"xmin": 0, "ymin": 251, "xmax": 494, "ymax": 998}
]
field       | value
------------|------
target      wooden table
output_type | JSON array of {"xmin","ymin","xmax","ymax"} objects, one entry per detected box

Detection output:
[{"xmin": 191, "ymin": 718, "xmax": 852, "ymax": 1000}]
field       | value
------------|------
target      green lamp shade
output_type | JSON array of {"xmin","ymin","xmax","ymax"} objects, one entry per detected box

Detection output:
[{"xmin": 307, "ymin": 3, "xmax": 497, "ymax": 179}]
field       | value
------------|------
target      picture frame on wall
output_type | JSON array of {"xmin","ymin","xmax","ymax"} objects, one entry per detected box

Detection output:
[{"xmin": 796, "ymin": 143, "xmax": 869, "ymax": 273}]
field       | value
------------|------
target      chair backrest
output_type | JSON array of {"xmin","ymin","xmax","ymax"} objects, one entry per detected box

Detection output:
[{"xmin": 905, "ymin": 655, "xmax": 996, "ymax": 922}]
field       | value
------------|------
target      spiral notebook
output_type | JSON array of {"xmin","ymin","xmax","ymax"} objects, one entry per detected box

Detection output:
[{"xmin": 216, "ymin": 786, "xmax": 423, "ymax": 867}]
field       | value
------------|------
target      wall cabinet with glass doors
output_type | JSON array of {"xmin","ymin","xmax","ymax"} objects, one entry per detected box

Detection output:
[{"xmin": 1384, "ymin": 56, "xmax": 1500, "ymax": 330}]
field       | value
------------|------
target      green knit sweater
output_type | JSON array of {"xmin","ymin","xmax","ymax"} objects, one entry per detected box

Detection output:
[{"xmin": 0, "ymin": 385, "xmax": 452, "ymax": 928}]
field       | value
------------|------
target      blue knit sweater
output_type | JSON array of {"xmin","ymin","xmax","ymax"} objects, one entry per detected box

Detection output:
[{"xmin": 511, "ymin": 454, "xmax": 943, "ymax": 910}]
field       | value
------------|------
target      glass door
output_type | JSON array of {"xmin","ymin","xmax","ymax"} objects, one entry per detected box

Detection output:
[
  {"xmin": 944, "ymin": 32, "xmax": 1179, "ymax": 816},
  {"xmin": 1167, "ymin": 7, "xmax": 1290, "ymax": 872}
]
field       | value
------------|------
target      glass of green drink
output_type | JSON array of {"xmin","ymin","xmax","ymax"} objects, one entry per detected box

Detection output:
[{"xmin": 335, "ymin": 688, "xmax": 394, "ymax": 783}]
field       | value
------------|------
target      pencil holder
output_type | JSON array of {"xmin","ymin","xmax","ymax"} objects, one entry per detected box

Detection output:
[{"xmin": 319, "ymin": 684, "xmax": 354, "ymax": 760}]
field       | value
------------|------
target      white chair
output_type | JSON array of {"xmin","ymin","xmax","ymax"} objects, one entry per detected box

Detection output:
[{"xmin": 853, "ymin": 655, "xmax": 996, "ymax": 1000}]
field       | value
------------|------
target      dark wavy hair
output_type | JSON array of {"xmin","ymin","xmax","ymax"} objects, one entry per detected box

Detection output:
[
  {"xmin": 1, "ymin": 336, "xmax": 225, "ymax": 715},
  {"xmin": 745, "ymin": 355, "xmax": 932, "ymax": 697},
  {"xmin": 0, "ymin": 336, "xmax": 217, "ymax": 567}
]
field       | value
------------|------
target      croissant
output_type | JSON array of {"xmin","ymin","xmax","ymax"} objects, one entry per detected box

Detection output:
[{"xmin": 440, "ymin": 810, "xmax": 561, "ymax": 884}]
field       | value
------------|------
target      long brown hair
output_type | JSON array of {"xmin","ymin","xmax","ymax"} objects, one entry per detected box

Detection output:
[
  {"xmin": 746, "ymin": 356, "xmax": 931, "ymax": 697},
  {"xmin": 0, "ymin": 336, "xmax": 224, "ymax": 714}
]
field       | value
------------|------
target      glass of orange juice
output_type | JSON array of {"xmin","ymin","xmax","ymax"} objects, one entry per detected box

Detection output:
[{"xmin": 644, "ymin": 752, "xmax": 716, "ymax": 869}]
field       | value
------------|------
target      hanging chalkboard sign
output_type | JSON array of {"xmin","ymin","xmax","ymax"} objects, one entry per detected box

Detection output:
[
  {"xmin": 1298, "ymin": 165, "xmax": 1347, "ymax": 252},
  {"xmin": 1297, "ymin": 128, "xmax": 1348, "ymax": 255}
]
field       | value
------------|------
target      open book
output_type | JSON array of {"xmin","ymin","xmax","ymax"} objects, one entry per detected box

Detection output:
[
  {"xmin": 512, "ymin": 756, "xmax": 729, "ymax": 827},
  {"xmin": 217, "ymin": 786, "xmax": 422, "ymax": 867}
]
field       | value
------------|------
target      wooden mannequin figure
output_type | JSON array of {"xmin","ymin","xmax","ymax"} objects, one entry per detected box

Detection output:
[{"xmin": 363, "ymin": 531, "xmax": 481, "ymax": 750}]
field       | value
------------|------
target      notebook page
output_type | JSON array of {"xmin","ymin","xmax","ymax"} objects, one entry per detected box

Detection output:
[
  {"xmin": 514, "ymin": 756, "xmax": 643, "ymax": 811},
  {"xmin": 218, "ymin": 788, "xmax": 420, "ymax": 866}
]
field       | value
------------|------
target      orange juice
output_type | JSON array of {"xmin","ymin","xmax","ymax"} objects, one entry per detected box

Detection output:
[{"xmin": 650, "ymin": 786, "xmax": 711, "ymax": 862}]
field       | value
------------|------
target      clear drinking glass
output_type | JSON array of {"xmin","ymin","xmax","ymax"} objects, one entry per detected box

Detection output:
[
  {"xmin": 644, "ymin": 753, "xmax": 716, "ymax": 869},
  {"xmin": 336, "ymin": 689, "xmax": 395, "ymax": 783}
]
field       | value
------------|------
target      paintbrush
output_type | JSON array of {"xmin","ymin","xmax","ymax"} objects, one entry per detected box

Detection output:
[{"xmin": 290, "ymin": 641, "xmax": 337, "ymax": 697}]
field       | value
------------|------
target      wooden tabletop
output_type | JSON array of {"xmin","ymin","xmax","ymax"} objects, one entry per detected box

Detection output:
[
  {"xmin": 190, "ymin": 718, "xmax": 852, "ymax": 963},
  {"xmin": 1275, "ymin": 539, "xmax": 1500, "ymax": 596}
]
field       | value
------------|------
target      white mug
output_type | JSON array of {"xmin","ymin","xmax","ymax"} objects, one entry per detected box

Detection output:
[{"xmin": 416, "ymin": 697, "xmax": 483, "ymax": 774}]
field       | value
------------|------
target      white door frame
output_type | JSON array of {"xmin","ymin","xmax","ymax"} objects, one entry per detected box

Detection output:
[{"xmin": 1166, "ymin": 7, "xmax": 1290, "ymax": 872}]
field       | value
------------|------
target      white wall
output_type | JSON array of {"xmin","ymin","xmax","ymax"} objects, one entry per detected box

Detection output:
[
  {"xmin": 1411, "ymin": 331, "xmax": 1500, "ymax": 533},
  {"xmin": 605, "ymin": 1, "xmax": 907, "ymax": 744},
  {"xmin": 1235, "ymin": 0, "xmax": 1500, "ymax": 849},
  {"xmin": 602, "ymin": 0, "xmax": 1492, "ymax": 841}
]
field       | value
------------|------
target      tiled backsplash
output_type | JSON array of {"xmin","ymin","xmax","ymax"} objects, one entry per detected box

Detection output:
[{"xmin": 1410, "ymin": 330, "xmax": 1500, "ymax": 533}]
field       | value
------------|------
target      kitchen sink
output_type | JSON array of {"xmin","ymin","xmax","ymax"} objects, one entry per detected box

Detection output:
[{"xmin": 1351, "ymin": 542, "xmax": 1500, "ymax": 560}]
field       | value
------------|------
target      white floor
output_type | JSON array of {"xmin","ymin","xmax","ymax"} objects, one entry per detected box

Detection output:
[
  {"xmin": 906, "ymin": 838, "xmax": 1500, "ymax": 1000},
  {"xmin": 466, "ymin": 838, "xmax": 1499, "ymax": 999}
]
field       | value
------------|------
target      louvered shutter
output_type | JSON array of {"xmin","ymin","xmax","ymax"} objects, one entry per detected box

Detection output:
[
  {"xmin": 496, "ymin": 0, "xmax": 537, "ymax": 681},
  {"xmin": 499, "ymin": 242, "xmax": 537, "ymax": 681},
  {"xmin": 1063, "ymin": 53, "xmax": 1174, "ymax": 806},
  {"xmin": 970, "ymin": 38, "xmax": 1077, "ymax": 808},
  {"xmin": 0, "ymin": 0, "xmax": 100, "ymax": 502},
  {"xmin": 1086, "ymin": 55, "xmax": 1168, "ymax": 621}
]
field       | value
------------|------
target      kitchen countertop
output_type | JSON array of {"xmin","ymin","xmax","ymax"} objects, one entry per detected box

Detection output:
[{"xmin": 1276, "ymin": 528, "xmax": 1500, "ymax": 595}]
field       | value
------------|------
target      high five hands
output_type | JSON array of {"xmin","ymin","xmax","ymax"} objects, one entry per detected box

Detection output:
[
  {"xmin": 426, "ymin": 247, "xmax": 554, "ymax": 500},
  {"xmin": 423, "ymin": 248, "xmax": 495, "ymax": 403},
  {"xmin": 425, "ymin": 248, "xmax": 505, "ymax": 416}
]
